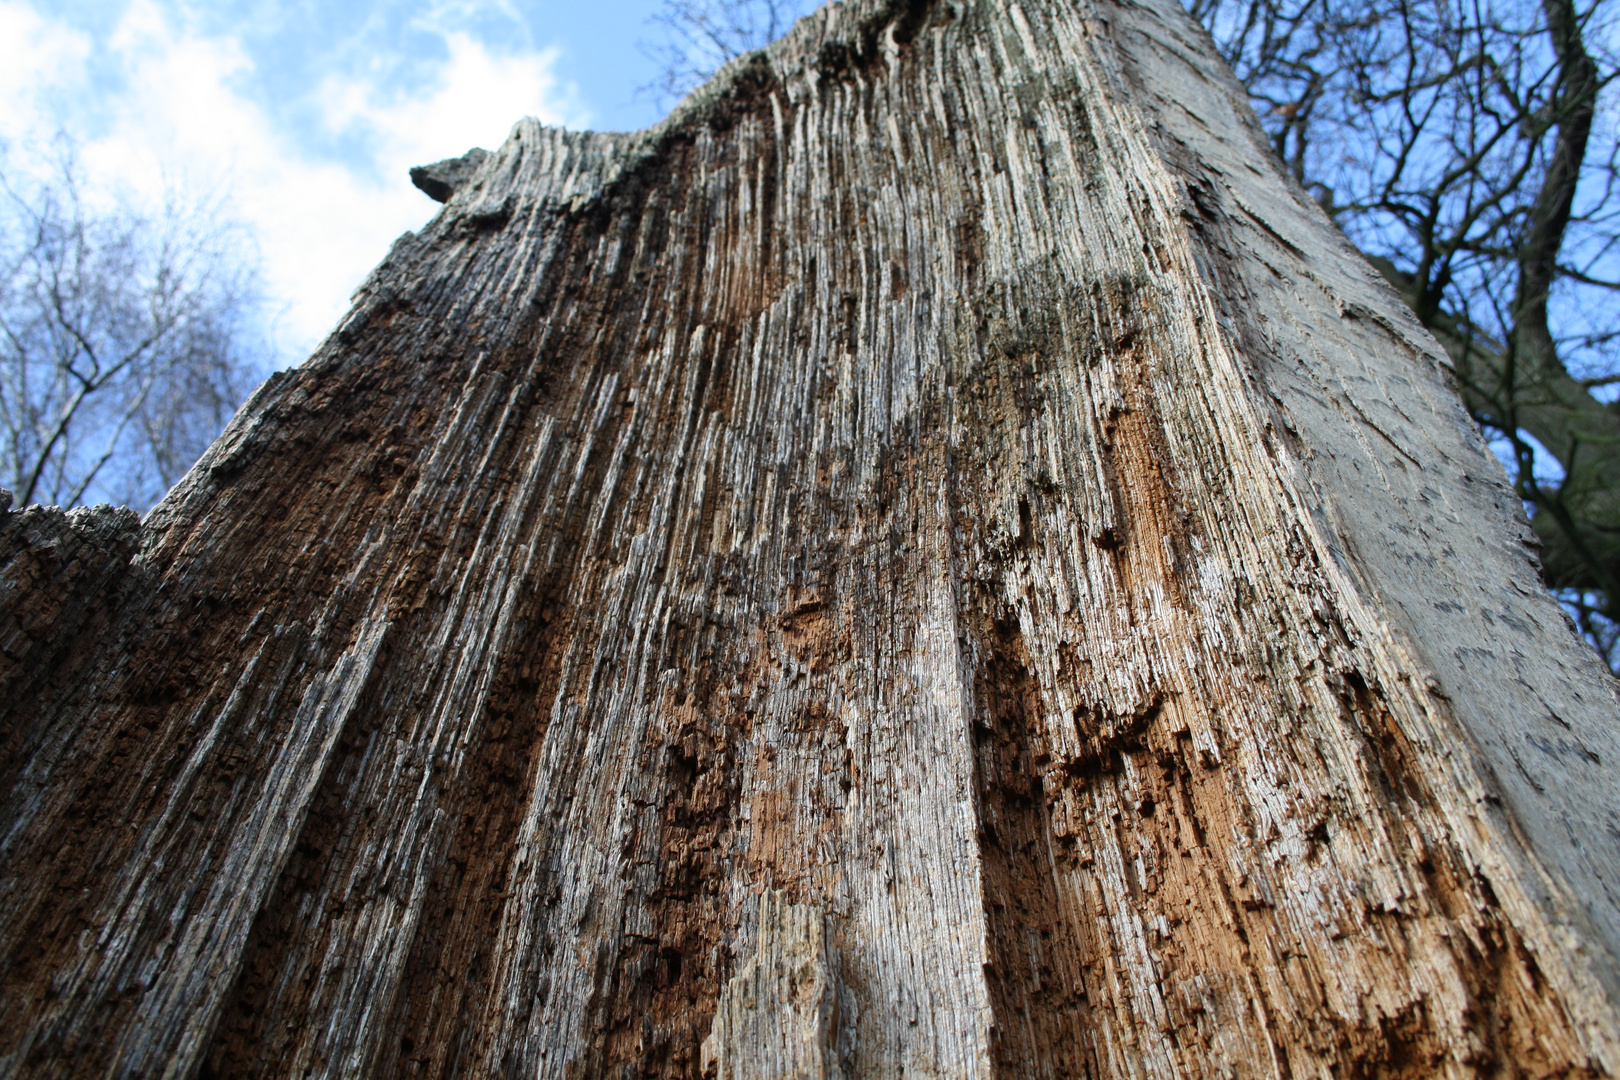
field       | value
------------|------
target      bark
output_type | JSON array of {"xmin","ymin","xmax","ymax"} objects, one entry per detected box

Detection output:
[
  {"xmin": 3, "ymin": 0, "xmax": 1620, "ymax": 1076},
  {"xmin": 1365, "ymin": 252, "xmax": 1620, "ymax": 599}
]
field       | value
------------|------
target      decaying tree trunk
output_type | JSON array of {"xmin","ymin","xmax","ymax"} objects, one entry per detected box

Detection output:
[{"xmin": 3, "ymin": 0, "xmax": 1619, "ymax": 1075}]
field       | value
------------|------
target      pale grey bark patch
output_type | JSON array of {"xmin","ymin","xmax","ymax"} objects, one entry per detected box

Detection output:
[{"xmin": 703, "ymin": 891, "xmax": 845, "ymax": 1080}]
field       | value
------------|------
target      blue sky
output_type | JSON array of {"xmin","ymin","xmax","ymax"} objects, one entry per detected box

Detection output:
[{"xmin": 2, "ymin": 0, "xmax": 696, "ymax": 362}]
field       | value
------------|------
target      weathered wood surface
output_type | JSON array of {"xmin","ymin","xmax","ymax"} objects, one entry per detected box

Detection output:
[
  {"xmin": 2, "ymin": 0, "xmax": 1619, "ymax": 1075},
  {"xmin": 702, "ymin": 891, "xmax": 845, "ymax": 1079}
]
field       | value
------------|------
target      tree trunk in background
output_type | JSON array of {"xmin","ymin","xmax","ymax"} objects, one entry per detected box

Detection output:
[{"xmin": 3, "ymin": 0, "xmax": 1619, "ymax": 1076}]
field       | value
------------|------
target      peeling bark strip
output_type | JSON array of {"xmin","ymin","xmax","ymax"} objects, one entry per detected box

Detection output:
[{"xmin": 2, "ymin": 0, "xmax": 1619, "ymax": 1076}]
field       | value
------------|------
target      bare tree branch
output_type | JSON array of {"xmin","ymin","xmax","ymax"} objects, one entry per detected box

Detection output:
[
  {"xmin": 0, "ymin": 141, "xmax": 265, "ymax": 511},
  {"xmin": 638, "ymin": 0, "xmax": 811, "ymax": 108}
]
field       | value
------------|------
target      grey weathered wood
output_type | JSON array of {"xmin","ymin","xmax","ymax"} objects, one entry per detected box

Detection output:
[
  {"xmin": 2, "ymin": 0, "xmax": 1619, "ymax": 1075},
  {"xmin": 703, "ymin": 891, "xmax": 843, "ymax": 1079}
]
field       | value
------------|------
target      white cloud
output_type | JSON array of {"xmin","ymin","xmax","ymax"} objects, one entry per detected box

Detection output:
[
  {"xmin": 319, "ymin": 31, "xmax": 577, "ymax": 182},
  {"xmin": 0, "ymin": 1, "xmax": 92, "ymax": 141},
  {"xmin": 7, "ymin": 0, "xmax": 584, "ymax": 362}
]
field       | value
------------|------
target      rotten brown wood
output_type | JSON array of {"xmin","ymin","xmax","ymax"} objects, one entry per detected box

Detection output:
[{"xmin": 3, "ymin": 0, "xmax": 1619, "ymax": 1076}]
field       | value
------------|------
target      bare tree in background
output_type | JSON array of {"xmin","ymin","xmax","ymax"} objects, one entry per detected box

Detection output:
[
  {"xmin": 639, "ymin": 0, "xmax": 811, "ymax": 106},
  {"xmin": 0, "ymin": 147, "xmax": 264, "ymax": 513},
  {"xmin": 1188, "ymin": 0, "xmax": 1620, "ymax": 667}
]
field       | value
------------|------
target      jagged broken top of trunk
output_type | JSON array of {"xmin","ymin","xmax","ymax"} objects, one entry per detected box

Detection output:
[{"xmin": 5, "ymin": 0, "xmax": 1620, "ymax": 1077}]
